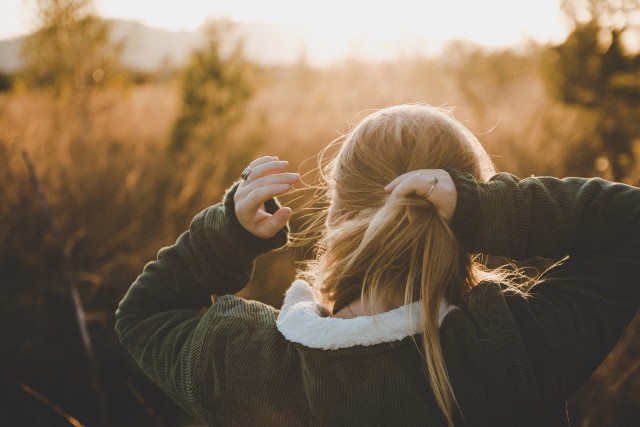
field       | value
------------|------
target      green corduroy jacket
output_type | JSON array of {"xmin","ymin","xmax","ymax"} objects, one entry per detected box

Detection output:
[{"xmin": 116, "ymin": 171, "xmax": 640, "ymax": 426}]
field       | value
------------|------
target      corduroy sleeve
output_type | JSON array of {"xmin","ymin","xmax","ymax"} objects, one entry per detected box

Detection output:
[
  {"xmin": 114, "ymin": 183, "xmax": 288, "ymax": 418},
  {"xmin": 449, "ymin": 170, "xmax": 640, "ymax": 406}
]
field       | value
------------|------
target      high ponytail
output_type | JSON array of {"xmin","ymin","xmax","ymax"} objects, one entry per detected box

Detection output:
[{"xmin": 299, "ymin": 104, "xmax": 495, "ymax": 425}]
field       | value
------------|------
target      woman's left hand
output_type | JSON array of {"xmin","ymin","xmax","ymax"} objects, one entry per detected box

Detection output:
[
  {"xmin": 234, "ymin": 156, "xmax": 300, "ymax": 239},
  {"xmin": 384, "ymin": 169, "xmax": 457, "ymax": 223}
]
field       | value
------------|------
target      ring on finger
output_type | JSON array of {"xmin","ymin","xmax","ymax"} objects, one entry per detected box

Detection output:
[
  {"xmin": 241, "ymin": 167, "xmax": 252, "ymax": 181},
  {"xmin": 425, "ymin": 177, "xmax": 438, "ymax": 198}
]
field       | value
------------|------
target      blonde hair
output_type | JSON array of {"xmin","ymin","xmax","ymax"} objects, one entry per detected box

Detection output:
[{"xmin": 298, "ymin": 104, "xmax": 496, "ymax": 426}]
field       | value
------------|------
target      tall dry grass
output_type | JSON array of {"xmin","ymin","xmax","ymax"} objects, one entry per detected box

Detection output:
[{"xmin": 0, "ymin": 49, "xmax": 638, "ymax": 425}]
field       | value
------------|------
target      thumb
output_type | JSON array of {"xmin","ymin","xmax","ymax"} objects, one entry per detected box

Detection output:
[{"xmin": 261, "ymin": 207, "xmax": 292, "ymax": 238}]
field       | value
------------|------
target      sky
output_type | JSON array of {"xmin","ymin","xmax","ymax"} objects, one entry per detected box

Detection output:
[{"xmin": 2, "ymin": 0, "xmax": 570, "ymax": 63}]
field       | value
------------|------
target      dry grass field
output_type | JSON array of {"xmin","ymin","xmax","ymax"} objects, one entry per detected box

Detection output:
[{"xmin": 1, "ymin": 48, "xmax": 639, "ymax": 425}]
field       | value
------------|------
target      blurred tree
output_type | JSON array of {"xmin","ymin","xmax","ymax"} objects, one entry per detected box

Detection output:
[
  {"xmin": 20, "ymin": 0, "xmax": 121, "ymax": 140},
  {"xmin": 166, "ymin": 21, "xmax": 265, "ymax": 233},
  {"xmin": 21, "ymin": 0, "xmax": 120, "ymax": 97},
  {"xmin": 170, "ymin": 22, "xmax": 254, "ymax": 152},
  {"xmin": 546, "ymin": 0, "xmax": 640, "ymax": 180}
]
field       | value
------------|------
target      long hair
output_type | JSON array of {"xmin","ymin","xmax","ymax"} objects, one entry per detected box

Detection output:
[{"xmin": 298, "ymin": 104, "xmax": 496, "ymax": 426}]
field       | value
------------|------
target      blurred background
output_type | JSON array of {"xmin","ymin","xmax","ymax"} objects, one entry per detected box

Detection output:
[{"xmin": 1, "ymin": 0, "xmax": 639, "ymax": 425}]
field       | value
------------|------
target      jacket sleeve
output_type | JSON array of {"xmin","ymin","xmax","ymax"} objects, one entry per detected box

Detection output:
[
  {"xmin": 449, "ymin": 170, "xmax": 640, "ymax": 404},
  {"xmin": 115, "ymin": 183, "xmax": 288, "ymax": 418}
]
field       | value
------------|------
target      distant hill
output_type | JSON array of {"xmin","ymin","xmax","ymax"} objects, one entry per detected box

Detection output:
[{"xmin": 0, "ymin": 19, "xmax": 304, "ymax": 72}]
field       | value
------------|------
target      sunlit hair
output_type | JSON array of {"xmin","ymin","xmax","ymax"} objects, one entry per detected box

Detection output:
[{"xmin": 297, "ymin": 104, "xmax": 497, "ymax": 426}]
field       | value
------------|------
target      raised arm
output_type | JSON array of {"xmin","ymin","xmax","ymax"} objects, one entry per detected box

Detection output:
[
  {"xmin": 450, "ymin": 171, "xmax": 640, "ymax": 261},
  {"xmin": 115, "ymin": 157, "xmax": 298, "ymax": 417},
  {"xmin": 449, "ymin": 170, "xmax": 640, "ymax": 404}
]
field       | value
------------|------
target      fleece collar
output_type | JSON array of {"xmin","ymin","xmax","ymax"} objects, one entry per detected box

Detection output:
[{"xmin": 276, "ymin": 280, "xmax": 458, "ymax": 350}]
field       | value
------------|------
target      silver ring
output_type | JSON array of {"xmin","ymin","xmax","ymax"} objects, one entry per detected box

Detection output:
[
  {"xmin": 241, "ymin": 167, "xmax": 252, "ymax": 181},
  {"xmin": 425, "ymin": 177, "xmax": 438, "ymax": 198}
]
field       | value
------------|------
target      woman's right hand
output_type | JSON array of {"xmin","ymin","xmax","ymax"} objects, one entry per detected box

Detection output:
[
  {"xmin": 234, "ymin": 156, "xmax": 300, "ymax": 239},
  {"xmin": 384, "ymin": 169, "xmax": 457, "ymax": 223}
]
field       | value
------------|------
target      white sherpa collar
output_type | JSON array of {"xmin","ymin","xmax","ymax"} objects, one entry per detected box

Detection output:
[{"xmin": 276, "ymin": 279, "xmax": 458, "ymax": 350}]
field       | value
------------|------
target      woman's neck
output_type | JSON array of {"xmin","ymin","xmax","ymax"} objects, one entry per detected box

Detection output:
[{"xmin": 332, "ymin": 294, "xmax": 405, "ymax": 319}]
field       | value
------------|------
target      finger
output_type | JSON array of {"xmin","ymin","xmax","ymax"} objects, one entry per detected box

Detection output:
[
  {"xmin": 387, "ymin": 177, "xmax": 421, "ymax": 202},
  {"xmin": 247, "ymin": 160, "xmax": 290, "ymax": 182},
  {"xmin": 242, "ymin": 172, "xmax": 300, "ymax": 192},
  {"xmin": 385, "ymin": 169, "xmax": 436, "ymax": 192},
  {"xmin": 240, "ymin": 157, "xmax": 281, "ymax": 183},
  {"xmin": 384, "ymin": 171, "xmax": 417, "ymax": 192},
  {"xmin": 258, "ymin": 207, "xmax": 292, "ymax": 237},
  {"xmin": 241, "ymin": 183, "xmax": 293, "ymax": 213},
  {"xmin": 388, "ymin": 173, "xmax": 440, "ymax": 202},
  {"xmin": 248, "ymin": 156, "xmax": 279, "ymax": 169},
  {"xmin": 237, "ymin": 171, "xmax": 299, "ymax": 201}
]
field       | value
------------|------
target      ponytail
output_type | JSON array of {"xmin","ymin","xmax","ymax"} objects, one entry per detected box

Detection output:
[{"xmin": 303, "ymin": 195, "xmax": 472, "ymax": 426}]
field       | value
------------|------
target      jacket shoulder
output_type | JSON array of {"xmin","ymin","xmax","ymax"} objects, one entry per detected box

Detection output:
[{"xmin": 207, "ymin": 295, "xmax": 279, "ymax": 326}]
